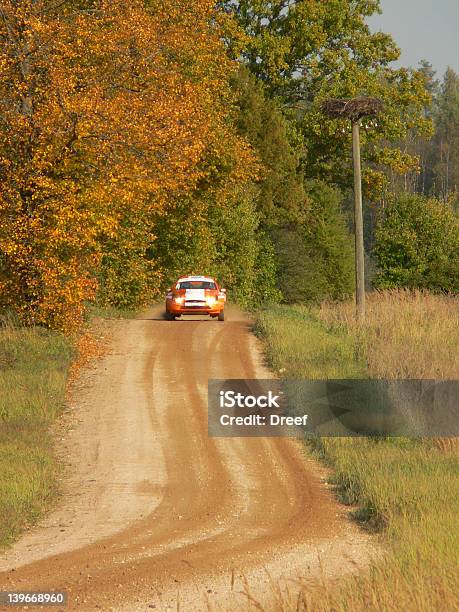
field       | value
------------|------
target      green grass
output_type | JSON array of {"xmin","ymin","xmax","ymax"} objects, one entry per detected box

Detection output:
[
  {"xmin": 254, "ymin": 298, "xmax": 459, "ymax": 611},
  {"xmin": 254, "ymin": 304, "xmax": 366, "ymax": 379},
  {"xmin": 86, "ymin": 303, "xmax": 138, "ymax": 320},
  {"xmin": 0, "ymin": 324, "xmax": 73, "ymax": 548}
]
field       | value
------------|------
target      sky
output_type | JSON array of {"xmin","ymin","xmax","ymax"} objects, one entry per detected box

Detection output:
[{"xmin": 367, "ymin": 0, "xmax": 459, "ymax": 78}]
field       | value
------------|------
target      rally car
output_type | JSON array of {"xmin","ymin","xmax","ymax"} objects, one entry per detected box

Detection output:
[{"xmin": 165, "ymin": 276, "xmax": 226, "ymax": 321}]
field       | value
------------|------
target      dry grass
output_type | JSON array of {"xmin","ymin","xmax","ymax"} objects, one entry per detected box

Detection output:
[
  {"xmin": 318, "ymin": 290, "xmax": 459, "ymax": 453},
  {"xmin": 254, "ymin": 291, "xmax": 459, "ymax": 611},
  {"xmin": 318, "ymin": 289, "xmax": 459, "ymax": 379}
]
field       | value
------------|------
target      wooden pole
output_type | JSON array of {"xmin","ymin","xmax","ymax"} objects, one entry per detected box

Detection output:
[
  {"xmin": 352, "ymin": 120, "xmax": 365, "ymax": 322},
  {"xmin": 321, "ymin": 97, "xmax": 382, "ymax": 323}
]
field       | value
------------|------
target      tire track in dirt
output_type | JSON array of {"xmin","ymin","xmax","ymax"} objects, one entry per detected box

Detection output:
[{"xmin": 0, "ymin": 306, "xmax": 377, "ymax": 611}]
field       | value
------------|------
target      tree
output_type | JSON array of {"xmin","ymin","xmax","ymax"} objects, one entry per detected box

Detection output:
[
  {"xmin": 374, "ymin": 194, "xmax": 459, "ymax": 292},
  {"xmin": 272, "ymin": 181, "xmax": 354, "ymax": 302},
  {"xmin": 232, "ymin": 68, "xmax": 354, "ymax": 302},
  {"xmin": 232, "ymin": 66, "xmax": 307, "ymax": 227},
  {"xmin": 418, "ymin": 60, "xmax": 440, "ymax": 101},
  {"xmin": 0, "ymin": 0, "xmax": 259, "ymax": 328},
  {"xmin": 431, "ymin": 68, "xmax": 459, "ymax": 200},
  {"xmin": 409, "ymin": 60, "xmax": 439, "ymax": 196},
  {"xmin": 221, "ymin": 0, "xmax": 432, "ymax": 199},
  {"xmin": 147, "ymin": 118, "xmax": 281, "ymax": 307}
]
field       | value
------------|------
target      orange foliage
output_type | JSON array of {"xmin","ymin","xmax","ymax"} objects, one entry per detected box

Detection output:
[
  {"xmin": 67, "ymin": 330, "xmax": 108, "ymax": 396},
  {"xmin": 0, "ymin": 0, "xmax": 250, "ymax": 330}
]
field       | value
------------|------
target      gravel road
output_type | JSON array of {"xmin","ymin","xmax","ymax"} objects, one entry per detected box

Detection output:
[{"xmin": 0, "ymin": 306, "xmax": 375, "ymax": 610}]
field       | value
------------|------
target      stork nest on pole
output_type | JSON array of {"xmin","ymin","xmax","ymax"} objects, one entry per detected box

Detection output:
[{"xmin": 321, "ymin": 97, "xmax": 384, "ymax": 122}]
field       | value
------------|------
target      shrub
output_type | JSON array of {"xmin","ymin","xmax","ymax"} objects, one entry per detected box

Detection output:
[{"xmin": 374, "ymin": 194, "xmax": 459, "ymax": 292}]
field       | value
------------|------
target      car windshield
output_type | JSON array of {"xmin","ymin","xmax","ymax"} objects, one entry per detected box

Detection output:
[{"xmin": 177, "ymin": 281, "xmax": 216, "ymax": 290}]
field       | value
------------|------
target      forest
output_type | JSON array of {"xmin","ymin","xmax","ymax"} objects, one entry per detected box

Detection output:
[{"xmin": 0, "ymin": 0, "xmax": 458, "ymax": 331}]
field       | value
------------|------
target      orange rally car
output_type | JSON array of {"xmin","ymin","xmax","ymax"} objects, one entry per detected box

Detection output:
[{"xmin": 165, "ymin": 276, "xmax": 227, "ymax": 321}]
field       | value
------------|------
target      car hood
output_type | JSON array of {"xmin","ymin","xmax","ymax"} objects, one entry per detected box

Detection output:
[{"xmin": 185, "ymin": 289, "xmax": 206, "ymax": 300}]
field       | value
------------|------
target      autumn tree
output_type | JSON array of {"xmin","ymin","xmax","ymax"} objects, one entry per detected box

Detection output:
[{"xmin": 0, "ymin": 0, "xmax": 261, "ymax": 328}]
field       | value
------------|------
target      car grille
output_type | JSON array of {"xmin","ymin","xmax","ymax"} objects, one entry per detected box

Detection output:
[{"xmin": 185, "ymin": 301, "xmax": 206, "ymax": 308}]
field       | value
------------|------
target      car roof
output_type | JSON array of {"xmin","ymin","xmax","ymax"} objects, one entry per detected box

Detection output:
[{"xmin": 177, "ymin": 276, "xmax": 216, "ymax": 283}]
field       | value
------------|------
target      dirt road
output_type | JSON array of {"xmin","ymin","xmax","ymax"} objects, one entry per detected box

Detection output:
[{"xmin": 0, "ymin": 306, "xmax": 375, "ymax": 610}]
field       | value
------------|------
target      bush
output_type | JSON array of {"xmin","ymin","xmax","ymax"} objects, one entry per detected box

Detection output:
[{"xmin": 374, "ymin": 194, "xmax": 459, "ymax": 292}]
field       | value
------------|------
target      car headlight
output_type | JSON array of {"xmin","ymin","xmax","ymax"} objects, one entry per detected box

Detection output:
[
  {"xmin": 206, "ymin": 297, "xmax": 217, "ymax": 306},
  {"xmin": 174, "ymin": 296, "xmax": 184, "ymax": 305}
]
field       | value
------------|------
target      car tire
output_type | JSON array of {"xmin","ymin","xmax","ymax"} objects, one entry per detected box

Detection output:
[
  {"xmin": 218, "ymin": 310, "xmax": 225, "ymax": 322},
  {"xmin": 165, "ymin": 311, "xmax": 175, "ymax": 321}
]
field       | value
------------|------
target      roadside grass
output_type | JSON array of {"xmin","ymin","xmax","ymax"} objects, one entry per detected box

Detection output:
[
  {"xmin": 254, "ymin": 290, "xmax": 459, "ymax": 611},
  {"xmin": 0, "ymin": 322, "xmax": 73, "ymax": 548},
  {"xmin": 318, "ymin": 289, "xmax": 458, "ymax": 379},
  {"xmin": 86, "ymin": 303, "xmax": 138, "ymax": 320},
  {"xmin": 254, "ymin": 304, "xmax": 366, "ymax": 379}
]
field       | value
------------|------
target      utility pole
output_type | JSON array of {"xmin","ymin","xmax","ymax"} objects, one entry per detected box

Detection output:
[
  {"xmin": 321, "ymin": 97, "xmax": 383, "ymax": 323},
  {"xmin": 352, "ymin": 120, "xmax": 365, "ymax": 322}
]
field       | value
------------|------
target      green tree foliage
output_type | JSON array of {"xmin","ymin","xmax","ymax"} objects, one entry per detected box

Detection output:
[
  {"xmin": 418, "ymin": 60, "xmax": 440, "ymax": 101},
  {"xmin": 232, "ymin": 67, "xmax": 306, "ymax": 226},
  {"xmin": 149, "ymin": 189, "xmax": 281, "ymax": 308},
  {"xmin": 146, "ymin": 123, "xmax": 281, "ymax": 308},
  {"xmin": 374, "ymin": 194, "xmax": 459, "ymax": 292},
  {"xmin": 251, "ymin": 232, "xmax": 282, "ymax": 304},
  {"xmin": 232, "ymin": 68, "xmax": 354, "ymax": 302},
  {"xmin": 431, "ymin": 68, "xmax": 459, "ymax": 200},
  {"xmin": 222, "ymin": 0, "xmax": 432, "ymax": 199},
  {"xmin": 272, "ymin": 181, "xmax": 354, "ymax": 302},
  {"xmin": 222, "ymin": 0, "xmax": 396, "ymax": 96},
  {"xmin": 393, "ymin": 66, "xmax": 459, "ymax": 203}
]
